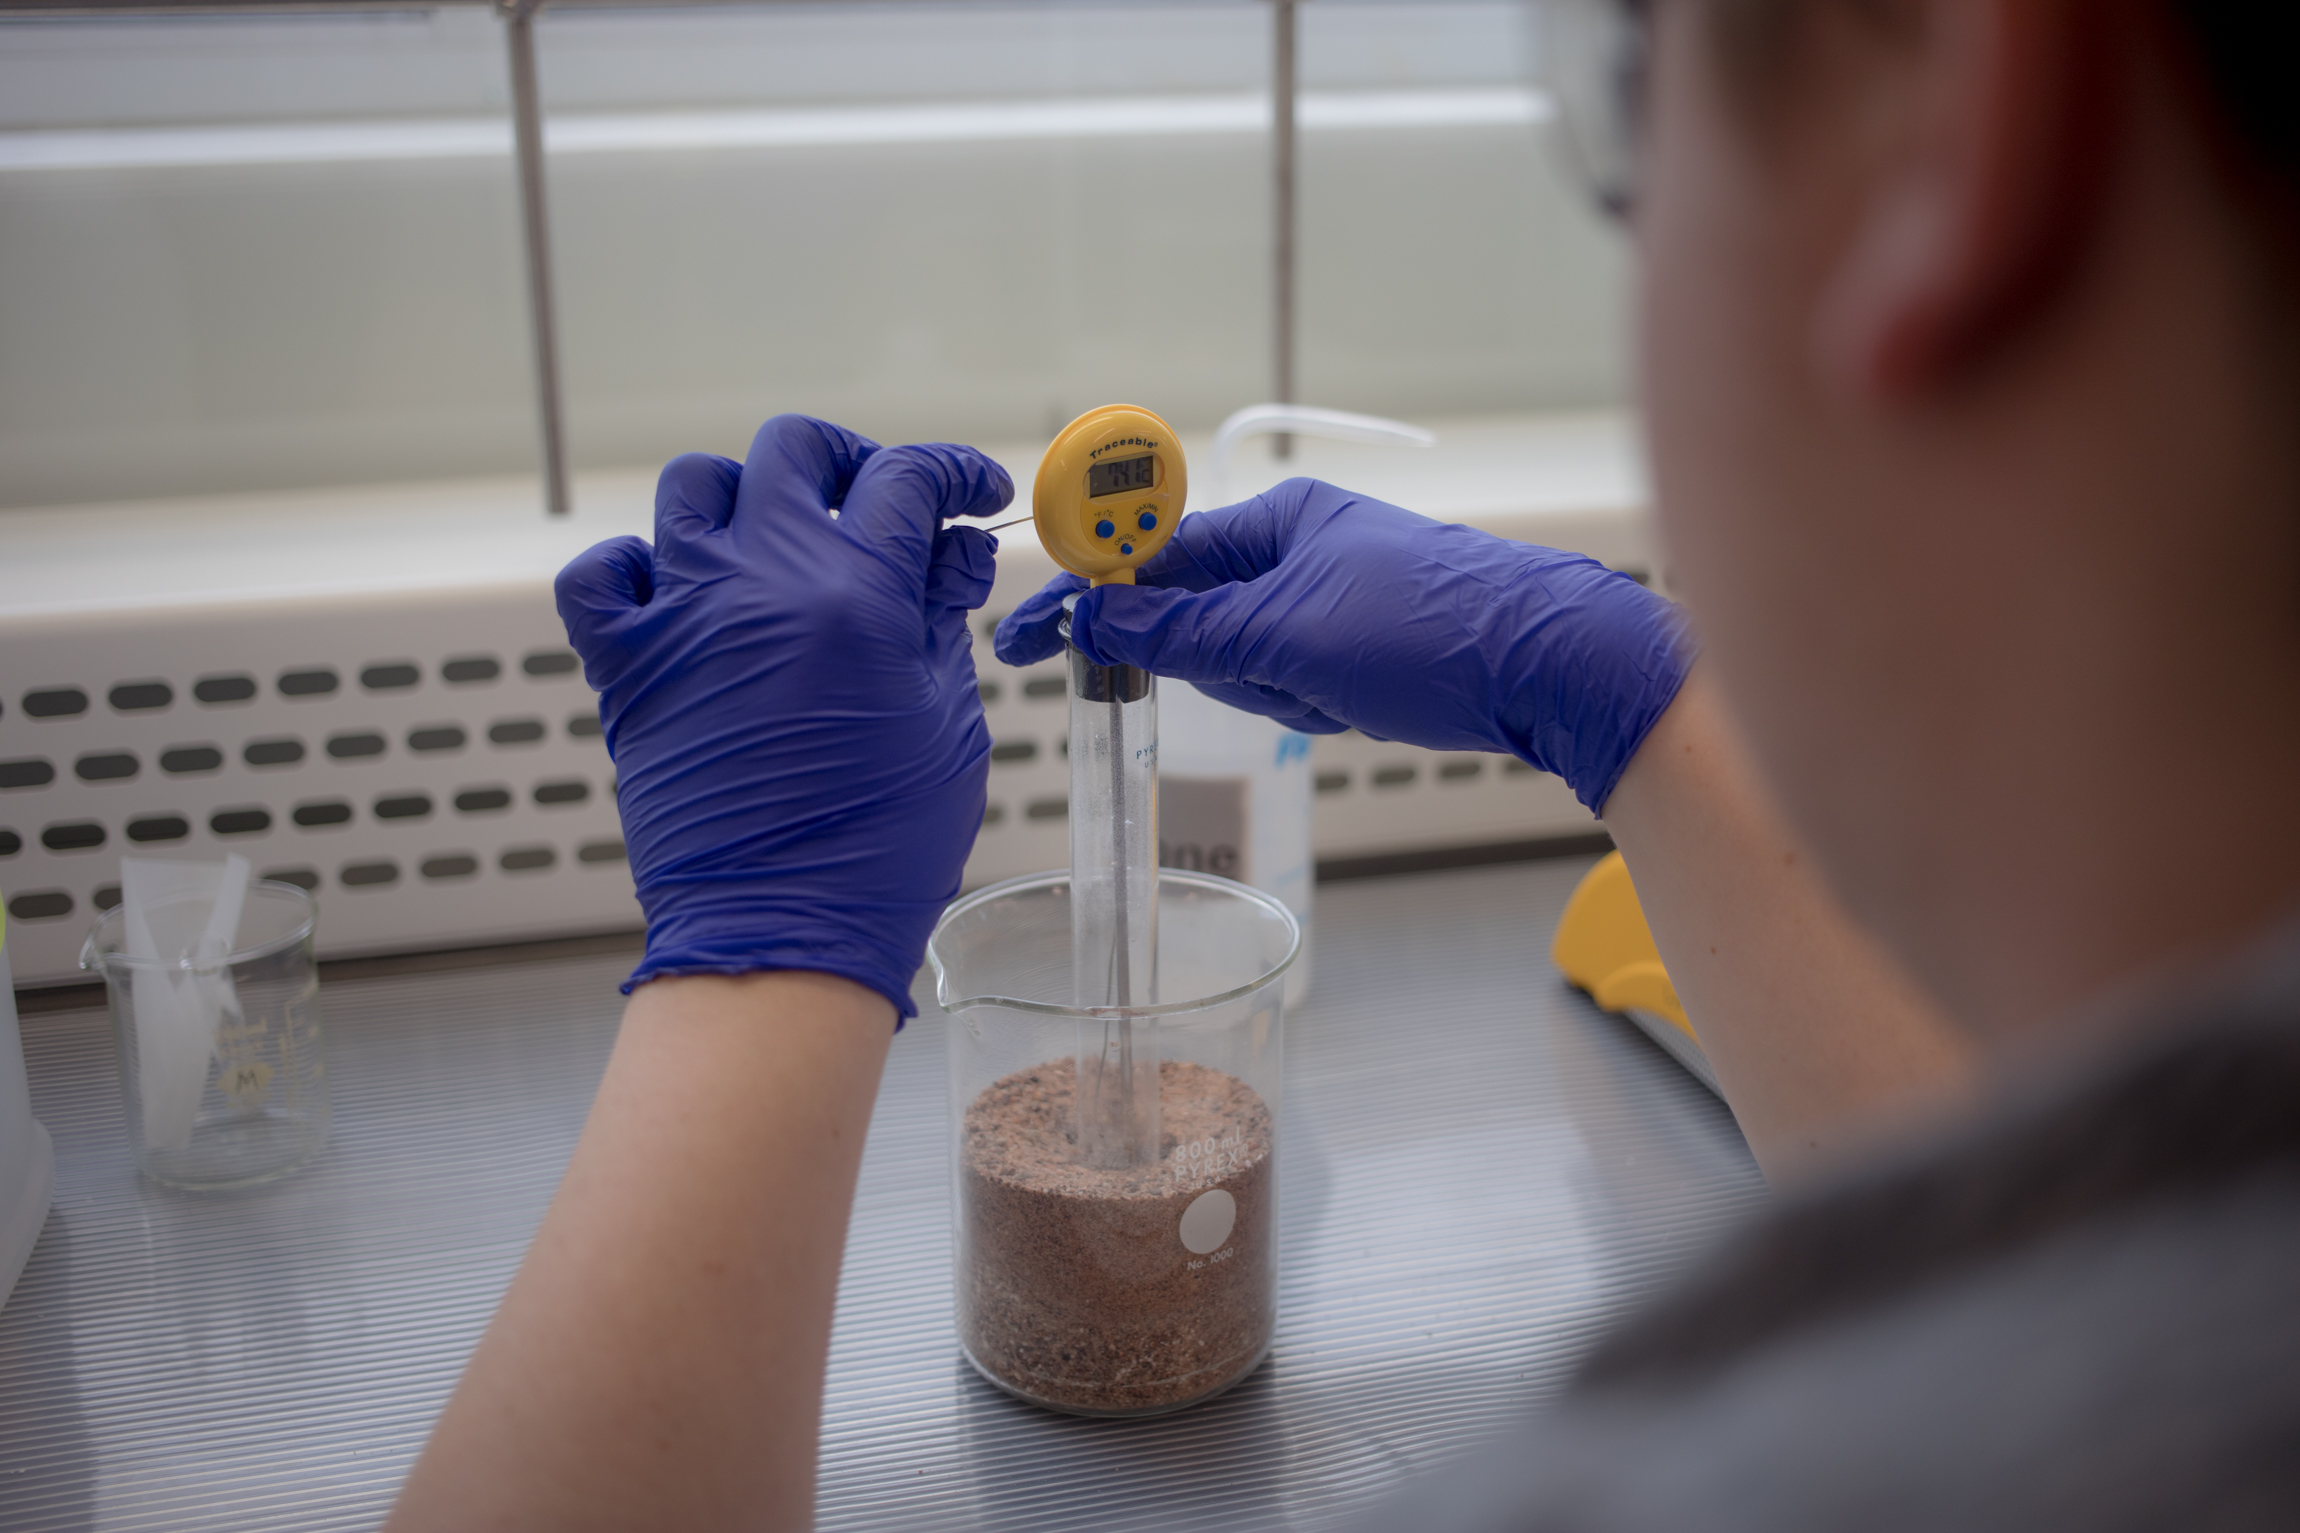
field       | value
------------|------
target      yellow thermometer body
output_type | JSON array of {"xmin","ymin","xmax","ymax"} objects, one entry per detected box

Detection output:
[{"xmin": 1032, "ymin": 404, "xmax": 1186, "ymax": 586}]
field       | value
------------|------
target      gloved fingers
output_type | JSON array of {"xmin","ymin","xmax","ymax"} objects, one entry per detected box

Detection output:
[
  {"xmin": 728, "ymin": 414, "xmax": 882, "ymax": 557},
  {"xmin": 652, "ymin": 454, "xmax": 744, "ymax": 568},
  {"xmin": 923, "ymin": 524, "xmax": 999, "ymax": 617},
  {"xmin": 1133, "ymin": 478, "xmax": 1325, "ymax": 591},
  {"xmin": 989, "ymin": 484, "xmax": 1335, "ymax": 663},
  {"xmin": 838, "ymin": 444, "xmax": 1015, "ymax": 585},
  {"xmin": 554, "ymin": 535, "xmax": 656, "ymax": 689},
  {"xmin": 927, "ymin": 601, "xmax": 981, "ymax": 677},
  {"xmin": 1186, "ymin": 679, "xmax": 1350, "ymax": 734},
  {"xmin": 1072, "ymin": 582, "xmax": 1356, "ymax": 730},
  {"xmin": 992, "ymin": 572, "xmax": 1088, "ymax": 666},
  {"xmin": 919, "ymin": 526, "xmax": 999, "ymax": 677},
  {"xmin": 1068, "ymin": 579, "xmax": 1270, "ymax": 683}
]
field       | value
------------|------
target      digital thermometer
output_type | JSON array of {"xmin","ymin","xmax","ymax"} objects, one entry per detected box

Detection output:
[{"xmin": 1032, "ymin": 404, "xmax": 1187, "ymax": 586}]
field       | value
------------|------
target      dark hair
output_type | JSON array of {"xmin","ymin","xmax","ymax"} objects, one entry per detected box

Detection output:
[{"xmin": 2172, "ymin": 3, "xmax": 2300, "ymax": 195}]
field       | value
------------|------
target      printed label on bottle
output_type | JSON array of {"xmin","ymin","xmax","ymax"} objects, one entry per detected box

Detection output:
[{"xmin": 1159, "ymin": 773, "xmax": 1248, "ymax": 882}]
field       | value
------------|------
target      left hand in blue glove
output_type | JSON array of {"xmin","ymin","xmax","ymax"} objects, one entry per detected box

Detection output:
[{"xmin": 554, "ymin": 415, "xmax": 1012, "ymax": 1019}]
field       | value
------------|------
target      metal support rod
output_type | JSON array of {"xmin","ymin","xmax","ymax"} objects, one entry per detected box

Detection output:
[
  {"xmin": 501, "ymin": 0, "xmax": 571, "ymax": 516},
  {"xmin": 1271, "ymin": 0, "xmax": 1298, "ymax": 460}
]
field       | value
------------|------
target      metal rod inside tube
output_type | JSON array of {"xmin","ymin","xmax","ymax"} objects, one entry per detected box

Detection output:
[
  {"xmin": 1065, "ymin": 605, "xmax": 1159, "ymax": 1168},
  {"xmin": 1109, "ymin": 688, "xmax": 1129, "ymax": 1008},
  {"xmin": 1105, "ymin": 687, "xmax": 1134, "ymax": 1139}
]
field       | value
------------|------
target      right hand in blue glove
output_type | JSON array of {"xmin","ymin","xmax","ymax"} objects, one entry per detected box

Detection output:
[
  {"xmin": 994, "ymin": 477, "xmax": 1693, "ymax": 813},
  {"xmin": 556, "ymin": 415, "xmax": 1010, "ymax": 1018}
]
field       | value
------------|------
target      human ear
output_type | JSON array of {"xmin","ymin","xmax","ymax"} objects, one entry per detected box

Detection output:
[{"xmin": 1811, "ymin": 0, "xmax": 2114, "ymax": 403}]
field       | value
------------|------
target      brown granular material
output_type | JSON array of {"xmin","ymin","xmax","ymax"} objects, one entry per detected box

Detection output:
[{"xmin": 959, "ymin": 1058, "xmax": 1275, "ymax": 1415}]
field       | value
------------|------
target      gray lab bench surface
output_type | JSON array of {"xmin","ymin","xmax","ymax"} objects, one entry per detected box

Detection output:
[{"xmin": 0, "ymin": 856, "xmax": 1766, "ymax": 1531}]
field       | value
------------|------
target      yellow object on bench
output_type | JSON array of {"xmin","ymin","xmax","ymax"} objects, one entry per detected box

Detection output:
[
  {"xmin": 1552, "ymin": 851, "xmax": 1692, "ymax": 1036},
  {"xmin": 1552, "ymin": 852, "xmax": 1719, "ymax": 1094}
]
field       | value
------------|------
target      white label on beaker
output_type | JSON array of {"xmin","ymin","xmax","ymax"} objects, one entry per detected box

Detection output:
[
  {"xmin": 1179, "ymin": 1188, "xmax": 1238, "ymax": 1255},
  {"xmin": 222, "ymin": 1059, "xmax": 274, "ymax": 1111}
]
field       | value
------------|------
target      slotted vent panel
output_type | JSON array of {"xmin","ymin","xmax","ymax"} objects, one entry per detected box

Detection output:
[
  {"xmin": 0, "ymin": 589, "xmax": 639, "ymax": 981},
  {"xmin": 1, "ymin": 504, "xmax": 1629, "ymax": 982}
]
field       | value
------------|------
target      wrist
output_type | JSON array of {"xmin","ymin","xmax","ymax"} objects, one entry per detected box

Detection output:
[
  {"xmin": 627, "ymin": 886, "xmax": 947, "ymax": 1021},
  {"xmin": 625, "ymin": 967, "xmax": 897, "ymax": 1035},
  {"xmin": 1511, "ymin": 576, "xmax": 1697, "ymax": 812}
]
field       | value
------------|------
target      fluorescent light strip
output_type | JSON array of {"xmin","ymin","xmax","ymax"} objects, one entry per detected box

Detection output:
[{"xmin": 0, "ymin": 87, "xmax": 1549, "ymax": 173}]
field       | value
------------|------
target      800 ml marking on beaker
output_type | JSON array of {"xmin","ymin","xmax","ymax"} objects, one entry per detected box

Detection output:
[{"xmin": 1176, "ymin": 1129, "xmax": 1249, "ymax": 1189}]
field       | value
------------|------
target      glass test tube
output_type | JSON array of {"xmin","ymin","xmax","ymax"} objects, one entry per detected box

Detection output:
[{"xmin": 1064, "ymin": 610, "xmax": 1160, "ymax": 1168}]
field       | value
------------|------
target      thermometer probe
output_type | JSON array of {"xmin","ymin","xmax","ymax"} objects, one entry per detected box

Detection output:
[{"xmin": 1034, "ymin": 405, "xmax": 1186, "ymax": 1166}]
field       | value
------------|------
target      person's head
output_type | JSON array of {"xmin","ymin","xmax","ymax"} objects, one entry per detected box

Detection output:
[{"xmin": 1580, "ymin": 1, "xmax": 2300, "ymax": 1041}]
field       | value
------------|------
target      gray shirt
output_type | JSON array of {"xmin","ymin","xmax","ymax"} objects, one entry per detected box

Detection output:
[{"xmin": 1377, "ymin": 948, "xmax": 2300, "ymax": 1530}]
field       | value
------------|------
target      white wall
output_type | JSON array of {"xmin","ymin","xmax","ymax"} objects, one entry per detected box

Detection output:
[{"xmin": 0, "ymin": 2, "xmax": 1630, "ymax": 509}]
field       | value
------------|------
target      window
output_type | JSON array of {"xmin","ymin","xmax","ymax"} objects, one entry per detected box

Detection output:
[{"xmin": 0, "ymin": 2, "xmax": 1620, "ymax": 513}]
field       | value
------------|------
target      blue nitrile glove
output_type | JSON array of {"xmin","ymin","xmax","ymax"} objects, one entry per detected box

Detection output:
[
  {"xmin": 994, "ymin": 478, "xmax": 1693, "ymax": 813},
  {"xmin": 555, "ymin": 415, "xmax": 1011, "ymax": 1019}
]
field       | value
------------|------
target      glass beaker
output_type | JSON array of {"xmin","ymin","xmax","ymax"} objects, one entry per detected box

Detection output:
[
  {"xmin": 930, "ymin": 868, "xmax": 1298, "ymax": 1418},
  {"xmin": 80, "ymin": 880, "xmax": 329, "ymax": 1190}
]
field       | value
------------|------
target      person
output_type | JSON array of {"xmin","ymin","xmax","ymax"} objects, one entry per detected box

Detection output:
[{"xmin": 385, "ymin": 0, "xmax": 2300, "ymax": 1527}]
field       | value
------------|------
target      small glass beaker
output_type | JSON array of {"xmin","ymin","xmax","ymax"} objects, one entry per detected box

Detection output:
[
  {"xmin": 80, "ymin": 880, "xmax": 329, "ymax": 1190},
  {"xmin": 930, "ymin": 868, "xmax": 1297, "ymax": 1418}
]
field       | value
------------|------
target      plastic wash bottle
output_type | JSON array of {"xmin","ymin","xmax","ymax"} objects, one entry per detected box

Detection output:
[{"xmin": 1156, "ymin": 683, "xmax": 1315, "ymax": 1004}]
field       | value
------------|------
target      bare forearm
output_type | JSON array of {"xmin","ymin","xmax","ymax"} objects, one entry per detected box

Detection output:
[
  {"xmin": 1602, "ymin": 670, "xmax": 1973, "ymax": 1181},
  {"xmin": 387, "ymin": 970, "xmax": 894, "ymax": 1533}
]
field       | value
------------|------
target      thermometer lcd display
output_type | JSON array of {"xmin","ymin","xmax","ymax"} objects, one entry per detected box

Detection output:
[{"xmin": 1087, "ymin": 454, "xmax": 1155, "ymax": 499}]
